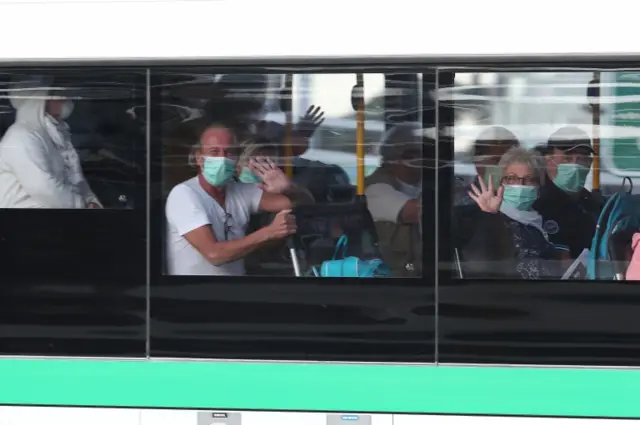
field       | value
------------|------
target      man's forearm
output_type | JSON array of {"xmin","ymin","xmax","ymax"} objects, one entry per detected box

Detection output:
[{"xmin": 205, "ymin": 227, "xmax": 271, "ymax": 266}]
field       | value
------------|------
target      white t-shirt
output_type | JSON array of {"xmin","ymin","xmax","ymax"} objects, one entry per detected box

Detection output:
[
  {"xmin": 365, "ymin": 180, "xmax": 420, "ymax": 223},
  {"xmin": 165, "ymin": 177, "xmax": 263, "ymax": 276}
]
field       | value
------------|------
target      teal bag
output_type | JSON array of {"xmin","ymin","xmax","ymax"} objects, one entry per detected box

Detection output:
[{"xmin": 312, "ymin": 235, "xmax": 391, "ymax": 278}]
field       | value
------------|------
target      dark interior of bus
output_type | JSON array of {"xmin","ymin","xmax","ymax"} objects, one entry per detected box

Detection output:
[{"xmin": 0, "ymin": 66, "xmax": 639, "ymax": 367}]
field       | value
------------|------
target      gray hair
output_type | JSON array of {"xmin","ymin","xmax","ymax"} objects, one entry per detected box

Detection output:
[{"xmin": 498, "ymin": 147, "xmax": 546, "ymax": 185}]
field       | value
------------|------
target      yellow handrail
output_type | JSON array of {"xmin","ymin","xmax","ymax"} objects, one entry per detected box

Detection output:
[
  {"xmin": 355, "ymin": 74, "xmax": 365, "ymax": 196},
  {"xmin": 283, "ymin": 74, "xmax": 294, "ymax": 179}
]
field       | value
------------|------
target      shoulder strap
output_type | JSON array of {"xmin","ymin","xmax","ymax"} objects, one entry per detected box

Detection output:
[{"xmin": 333, "ymin": 235, "xmax": 349, "ymax": 260}]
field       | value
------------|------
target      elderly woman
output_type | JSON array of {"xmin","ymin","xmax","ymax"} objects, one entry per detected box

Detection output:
[{"xmin": 461, "ymin": 147, "xmax": 562, "ymax": 279}]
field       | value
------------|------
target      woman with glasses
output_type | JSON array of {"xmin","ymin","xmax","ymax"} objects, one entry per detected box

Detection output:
[{"xmin": 461, "ymin": 147, "xmax": 562, "ymax": 280}]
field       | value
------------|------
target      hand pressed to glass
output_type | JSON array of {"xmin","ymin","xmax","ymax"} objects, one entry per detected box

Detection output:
[
  {"xmin": 468, "ymin": 177, "xmax": 504, "ymax": 214},
  {"xmin": 248, "ymin": 156, "xmax": 292, "ymax": 194}
]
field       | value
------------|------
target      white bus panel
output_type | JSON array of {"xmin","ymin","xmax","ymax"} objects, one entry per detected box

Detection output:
[{"xmin": 0, "ymin": 0, "xmax": 637, "ymax": 62}]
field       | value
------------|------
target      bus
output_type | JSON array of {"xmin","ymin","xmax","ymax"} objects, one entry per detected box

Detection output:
[{"xmin": 1, "ymin": 0, "xmax": 640, "ymax": 424}]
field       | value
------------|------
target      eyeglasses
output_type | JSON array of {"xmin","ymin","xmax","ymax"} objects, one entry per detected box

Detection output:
[
  {"xmin": 223, "ymin": 212, "xmax": 234, "ymax": 241},
  {"xmin": 502, "ymin": 175, "xmax": 538, "ymax": 186}
]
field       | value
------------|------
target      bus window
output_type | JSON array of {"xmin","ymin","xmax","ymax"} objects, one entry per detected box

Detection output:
[
  {"xmin": 449, "ymin": 70, "xmax": 599, "ymax": 279},
  {"xmin": 151, "ymin": 68, "xmax": 432, "ymax": 362},
  {"xmin": 440, "ymin": 68, "xmax": 640, "ymax": 366},
  {"xmin": 0, "ymin": 69, "xmax": 146, "ymax": 356},
  {"xmin": 0, "ymin": 72, "xmax": 143, "ymax": 210},
  {"xmin": 158, "ymin": 71, "xmax": 425, "ymax": 280},
  {"xmin": 298, "ymin": 73, "xmax": 385, "ymax": 191}
]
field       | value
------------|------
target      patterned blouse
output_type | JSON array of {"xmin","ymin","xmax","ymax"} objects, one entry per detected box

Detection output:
[{"xmin": 504, "ymin": 215, "xmax": 561, "ymax": 279}]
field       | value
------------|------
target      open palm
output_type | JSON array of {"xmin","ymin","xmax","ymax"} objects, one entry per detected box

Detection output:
[
  {"xmin": 294, "ymin": 105, "xmax": 325, "ymax": 139},
  {"xmin": 468, "ymin": 178, "xmax": 503, "ymax": 213},
  {"xmin": 249, "ymin": 156, "xmax": 292, "ymax": 194}
]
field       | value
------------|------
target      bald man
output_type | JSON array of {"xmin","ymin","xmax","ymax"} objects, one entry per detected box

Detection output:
[{"xmin": 165, "ymin": 124, "xmax": 297, "ymax": 276}]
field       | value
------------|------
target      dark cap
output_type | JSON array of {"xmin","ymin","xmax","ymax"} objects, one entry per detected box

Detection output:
[{"xmin": 546, "ymin": 126, "xmax": 594, "ymax": 154}]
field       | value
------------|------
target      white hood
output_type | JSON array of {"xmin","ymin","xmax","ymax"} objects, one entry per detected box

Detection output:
[
  {"xmin": 0, "ymin": 76, "xmax": 101, "ymax": 209},
  {"xmin": 9, "ymin": 75, "xmax": 53, "ymax": 132}
]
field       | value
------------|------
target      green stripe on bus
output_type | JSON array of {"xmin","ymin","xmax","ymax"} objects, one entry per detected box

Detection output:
[{"xmin": 1, "ymin": 359, "xmax": 640, "ymax": 418}]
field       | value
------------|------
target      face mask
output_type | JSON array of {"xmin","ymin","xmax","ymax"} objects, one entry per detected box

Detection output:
[
  {"xmin": 202, "ymin": 156, "xmax": 235, "ymax": 187},
  {"xmin": 502, "ymin": 184, "xmax": 538, "ymax": 211},
  {"xmin": 553, "ymin": 163, "xmax": 589, "ymax": 193},
  {"xmin": 238, "ymin": 167, "xmax": 263, "ymax": 184},
  {"xmin": 482, "ymin": 165, "xmax": 502, "ymax": 189},
  {"xmin": 59, "ymin": 100, "xmax": 74, "ymax": 121}
]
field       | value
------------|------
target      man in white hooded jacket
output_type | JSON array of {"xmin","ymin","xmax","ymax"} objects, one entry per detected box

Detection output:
[{"xmin": 0, "ymin": 76, "xmax": 101, "ymax": 209}]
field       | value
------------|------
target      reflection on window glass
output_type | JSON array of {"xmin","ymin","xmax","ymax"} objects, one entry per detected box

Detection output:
[
  {"xmin": 0, "ymin": 72, "xmax": 142, "ymax": 209},
  {"xmin": 158, "ymin": 71, "xmax": 424, "ymax": 278},
  {"xmin": 299, "ymin": 73, "xmax": 384, "ymax": 184},
  {"xmin": 449, "ymin": 71, "xmax": 640, "ymax": 281}
]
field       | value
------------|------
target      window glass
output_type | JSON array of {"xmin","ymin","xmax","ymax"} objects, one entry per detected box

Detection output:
[
  {"xmin": 0, "ymin": 71, "xmax": 143, "ymax": 209},
  {"xmin": 450, "ymin": 70, "xmax": 602, "ymax": 280},
  {"xmin": 0, "ymin": 69, "xmax": 146, "ymax": 356},
  {"xmin": 151, "ymin": 68, "xmax": 432, "ymax": 362},
  {"xmin": 440, "ymin": 68, "xmax": 640, "ymax": 366},
  {"xmin": 299, "ymin": 73, "xmax": 385, "ymax": 184},
  {"xmin": 158, "ymin": 71, "xmax": 424, "ymax": 280}
]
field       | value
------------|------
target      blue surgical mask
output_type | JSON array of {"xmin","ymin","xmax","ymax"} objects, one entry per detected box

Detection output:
[
  {"xmin": 502, "ymin": 184, "xmax": 538, "ymax": 211},
  {"xmin": 554, "ymin": 163, "xmax": 589, "ymax": 193},
  {"xmin": 202, "ymin": 156, "xmax": 235, "ymax": 187},
  {"xmin": 238, "ymin": 167, "xmax": 263, "ymax": 184}
]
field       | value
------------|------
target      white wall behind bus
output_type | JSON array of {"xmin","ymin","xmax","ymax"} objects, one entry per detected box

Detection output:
[
  {"xmin": 0, "ymin": 0, "xmax": 638, "ymax": 61},
  {"xmin": 0, "ymin": 406, "xmax": 637, "ymax": 425}
]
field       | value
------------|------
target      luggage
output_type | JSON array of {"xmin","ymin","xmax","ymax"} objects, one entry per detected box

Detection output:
[{"xmin": 587, "ymin": 191, "xmax": 640, "ymax": 280}]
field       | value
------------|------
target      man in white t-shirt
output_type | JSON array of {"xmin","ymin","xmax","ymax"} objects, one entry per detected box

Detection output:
[
  {"xmin": 365, "ymin": 124, "xmax": 422, "ymax": 225},
  {"xmin": 364, "ymin": 123, "xmax": 422, "ymax": 276},
  {"xmin": 165, "ymin": 124, "xmax": 297, "ymax": 276}
]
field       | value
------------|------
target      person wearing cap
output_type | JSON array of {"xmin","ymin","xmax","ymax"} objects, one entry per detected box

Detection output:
[
  {"xmin": 364, "ymin": 123, "xmax": 422, "ymax": 277},
  {"xmin": 533, "ymin": 126, "xmax": 604, "ymax": 261},
  {"xmin": 454, "ymin": 126, "xmax": 520, "ymax": 206},
  {"xmin": 0, "ymin": 76, "xmax": 102, "ymax": 209}
]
